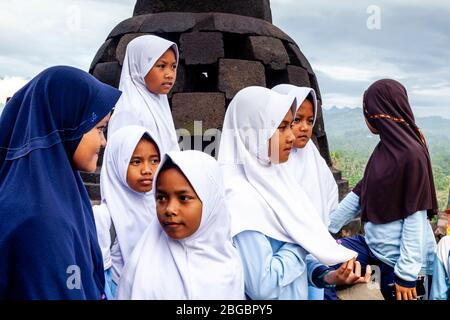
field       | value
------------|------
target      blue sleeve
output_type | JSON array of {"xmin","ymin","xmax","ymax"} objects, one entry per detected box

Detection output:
[
  {"xmin": 306, "ymin": 255, "xmax": 335, "ymax": 289},
  {"xmin": 430, "ymin": 236, "xmax": 450, "ymax": 300},
  {"xmin": 394, "ymin": 210, "xmax": 427, "ymax": 285},
  {"xmin": 328, "ymin": 191, "xmax": 361, "ymax": 234},
  {"xmin": 233, "ymin": 231, "xmax": 307, "ymax": 300},
  {"xmin": 429, "ymin": 254, "xmax": 450, "ymax": 299}
]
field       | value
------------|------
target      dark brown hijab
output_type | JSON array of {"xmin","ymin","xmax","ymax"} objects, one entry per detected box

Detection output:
[{"xmin": 353, "ymin": 79, "xmax": 438, "ymax": 224}]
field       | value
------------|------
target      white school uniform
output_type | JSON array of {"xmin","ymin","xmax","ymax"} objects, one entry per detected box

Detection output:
[
  {"xmin": 217, "ymin": 86, "xmax": 356, "ymax": 266},
  {"xmin": 272, "ymin": 84, "xmax": 338, "ymax": 227},
  {"xmin": 116, "ymin": 150, "xmax": 245, "ymax": 300},
  {"xmin": 93, "ymin": 125, "xmax": 160, "ymax": 284},
  {"xmin": 108, "ymin": 35, "xmax": 180, "ymax": 155}
]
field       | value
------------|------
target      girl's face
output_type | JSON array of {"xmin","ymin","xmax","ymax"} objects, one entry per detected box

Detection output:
[
  {"xmin": 144, "ymin": 48, "xmax": 177, "ymax": 95},
  {"xmin": 73, "ymin": 112, "xmax": 110, "ymax": 172},
  {"xmin": 268, "ymin": 109, "xmax": 295, "ymax": 164},
  {"xmin": 126, "ymin": 138, "xmax": 160, "ymax": 193},
  {"xmin": 156, "ymin": 168, "xmax": 202, "ymax": 240},
  {"xmin": 292, "ymin": 99, "xmax": 314, "ymax": 149}
]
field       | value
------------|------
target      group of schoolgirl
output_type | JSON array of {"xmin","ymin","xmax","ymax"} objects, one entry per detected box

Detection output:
[{"xmin": 1, "ymin": 35, "xmax": 448, "ymax": 300}]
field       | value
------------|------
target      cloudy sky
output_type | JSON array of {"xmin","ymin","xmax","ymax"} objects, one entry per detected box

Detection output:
[{"xmin": 1, "ymin": 0, "xmax": 449, "ymax": 118}]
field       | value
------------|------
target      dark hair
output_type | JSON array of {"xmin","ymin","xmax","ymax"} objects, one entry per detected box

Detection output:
[
  {"xmin": 158, "ymin": 157, "xmax": 180, "ymax": 174},
  {"xmin": 140, "ymin": 133, "xmax": 160, "ymax": 157}
]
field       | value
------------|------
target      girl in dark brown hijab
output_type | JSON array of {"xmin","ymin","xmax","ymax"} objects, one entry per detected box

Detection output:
[{"xmin": 327, "ymin": 79, "xmax": 438, "ymax": 300}]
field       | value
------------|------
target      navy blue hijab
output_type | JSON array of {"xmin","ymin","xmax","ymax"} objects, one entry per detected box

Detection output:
[{"xmin": 0, "ymin": 66, "xmax": 121, "ymax": 299}]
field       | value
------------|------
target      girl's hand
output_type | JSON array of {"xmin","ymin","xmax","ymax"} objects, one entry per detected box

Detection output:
[
  {"xmin": 395, "ymin": 283, "xmax": 417, "ymax": 300},
  {"xmin": 324, "ymin": 258, "xmax": 372, "ymax": 286}
]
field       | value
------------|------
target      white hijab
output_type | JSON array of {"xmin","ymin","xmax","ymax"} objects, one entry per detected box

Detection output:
[
  {"xmin": 218, "ymin": 86, "xmax": 356, "ymax": 266},
  {"xmin": 272, "ymin": 84, "xmax": 338, "ymax": 227},
  {"xmin": 93, "ymin": 125, "xmax": 160, "ymax": 280},
  {"xmin": 108, "ymin": 35, "xmax": 180, "ymax": 155},
  {"xmin": 116, "ymin": 150, "xmax": 245, "ymax": 300}
]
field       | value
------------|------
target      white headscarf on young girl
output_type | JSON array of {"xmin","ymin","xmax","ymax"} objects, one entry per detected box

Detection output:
[
  {"xmin": 272, "ymin": 84, "xmax": 338, "ymax": 227},
  {"xmin": 108, "ymin": 35, "xmax": 180, "ymax": 155},
  {"xmin": 116, "ymin": 150, "xmax": 245, "ymax": 300},
  {"xmin": 93, "ymin": 125, "xmax": 161, "ymax": 283},
  {"xmin": 218, "ymin": 86, "xmax": 355, "ymax": 266}
]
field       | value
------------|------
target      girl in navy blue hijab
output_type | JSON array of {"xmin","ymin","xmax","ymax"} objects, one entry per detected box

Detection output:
[{"xmin": 0, "ymin": 66, "xmax": 121, "ymax": 299}]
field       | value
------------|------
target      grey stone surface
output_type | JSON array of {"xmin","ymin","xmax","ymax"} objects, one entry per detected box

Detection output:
[
  {"xmin": 85, "ymin": 182, "xmax": 101, "ymax": 201},
  {"xmin": 286, "ymin": 65, "xmax": 311, "ymax": 87},
  {"xmin": 139, "ymin": 12, "xmax": 198, "ymax": 34},
  {"xmin": 199, "ymin": 13, "xmax": 293, "ymax": 43},
  {"xmin": 116, "ymin": 33, "xmax": 150, "ymax": 66},
  {"xmin": 133, "ymin": 0, "xmax": 272, "ymax": 22},
  {"xmin": 180, "ymin": 32, "xmax": 224, "ymax": 65},
  {"xmin": 168, "ymin": 63, "xmax": 186, "ymax": 97},
  {"xmin": 218, "ymin": 59, "xmax": 266, "ymax": 99},
  {"xmin": 287, "ymin": 43, "xmax": 314, "ymax": 74},
  {"xmin": 309, "ymin": 73, "xmax": 322, "ymax": 102},
  {"xmin": 89, "ymin": 38, "xmax": 116, "ymax": 73},
  {"xmin": 313, "ymin": 100, "xmax": 325, "ymax": 138},
  {"xmin": 108, "ymin": 15, "xmax": 147, "ymax": 38},
  {"xmin": 317, "ymin": 134, "xmax": 332, "ymax": 166},
  {"xmin": 92, "ymin": 62, "xmax": 122, "ymax": 88},
  {"xmin": 247, "ymin": 36, "xmax": 290, "ymax": 70},
  {"xmin": 337, "ymin": 283, "xmax": 384, "ymax": 300},
  {"xmin": 108, "ymin": 13, "xmax": 295, "ymax": 44},
  {"xmin": 337, "ymin": 179, "xmax": 350, "ymax": 202},
  {"xmin": 172, "ymin": 92, "xmax": 225, "ymax": 130},
  {"xmin": 87, "ymin": 3, "xmax": 342, "ymax": 202}
]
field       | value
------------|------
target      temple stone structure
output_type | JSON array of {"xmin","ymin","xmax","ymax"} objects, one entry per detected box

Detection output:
[{"xmin": 84, "ymin": 0, "xmax": 349, "ymax": 202}]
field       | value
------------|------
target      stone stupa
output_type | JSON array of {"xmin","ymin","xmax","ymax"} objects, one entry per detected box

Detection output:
[{"xmin": 83, "ymin": 0, "xmax": 349, "ymax": 202}]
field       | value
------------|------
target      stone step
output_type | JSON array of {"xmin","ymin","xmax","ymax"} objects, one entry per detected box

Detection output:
[
  {"xmin": 85, "ymin": 182, "xmax": 101, "ymax": 201},
  {"xmin": 90, "ymin": 200, "xmax": 101, "ymax": 207},
  {"xmin": 330, "ymin": 167, "xmax": 342, "ymax": 180},
  {"xmin": 80, "ymin": 168, "xmax": 101, "ymax": 184},
  {"xmin": 336, "ymin": 179, "xmax": 349, "ymax": 202}
]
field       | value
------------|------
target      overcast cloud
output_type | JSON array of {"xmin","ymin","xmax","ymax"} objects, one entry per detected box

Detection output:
[{"xmin": 1, "ymin": 0, "xmax": 449, "ymax": 118}]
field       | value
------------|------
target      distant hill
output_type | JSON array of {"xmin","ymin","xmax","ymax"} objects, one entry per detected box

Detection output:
[
  {"xmin": 323, "ymin": 107, "xmax": 450, "ymax": 211},
  {"xmin": 323, "ymin": 106, "xmax": 450, "ymax": 151}
]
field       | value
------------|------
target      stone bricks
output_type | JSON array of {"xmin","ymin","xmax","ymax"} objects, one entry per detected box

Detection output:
[
  {"xmin": 89, "ymin": 38, "xmax": 116, "ymax": 73},
  {"xmin": 108, "ymin": 15, "xmax": 147, "ymax": 38},
  {"xmin": 116, "ymin": 33, "xmax": 149, "ymax": 66},
  {"xmin": 313, "ymin": 100, "xmax": 325, "ymax": 137},
  {"xmin": 171, "ymin": 92, "xmax": 225, "ymax": 130},
  {"xmin": 139, "ymin": 12, "xmax": 198, "ymax": 34},
  {"xmin": 286, "ymin": 65, "xmax": 310, "ymax": 87},
  {"xmin": 133, "ymin": 0, "xmax": 272, "ymax": 22},
  {"xmin": 316, "ymin": 134, "xmax": 332, "ymax": 166},
  {"xmin": 92, "ymin": 62, "xmax": 122, "ymax": 88},
  {"xmin": 247, "ymin": 36, "xmax": 290, "ymax": 70},
  {"xmin": 201, "ymin": 13, "xmax": 293, "ymax": 43},
  {"xmin": 309, "ymin": 73, "xmax": 322, "ymax": 102},
  {"xmin": 168, "ymin": 63, "xmax": 186, "ymax": 96},
  {"xmin": 218, "ymin": 59, "xmax": 266, "ymax": 99},
  {"xmin": 180, "ymin": 32, "xmax": 224, "ymax": 65},
  {"xmin": 87, "ymin": 5, "xmax": 341, "ymax": 202},
  {"xmin": 287, "ymin": 43, "xmax": 314, "ymax": 74}
]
